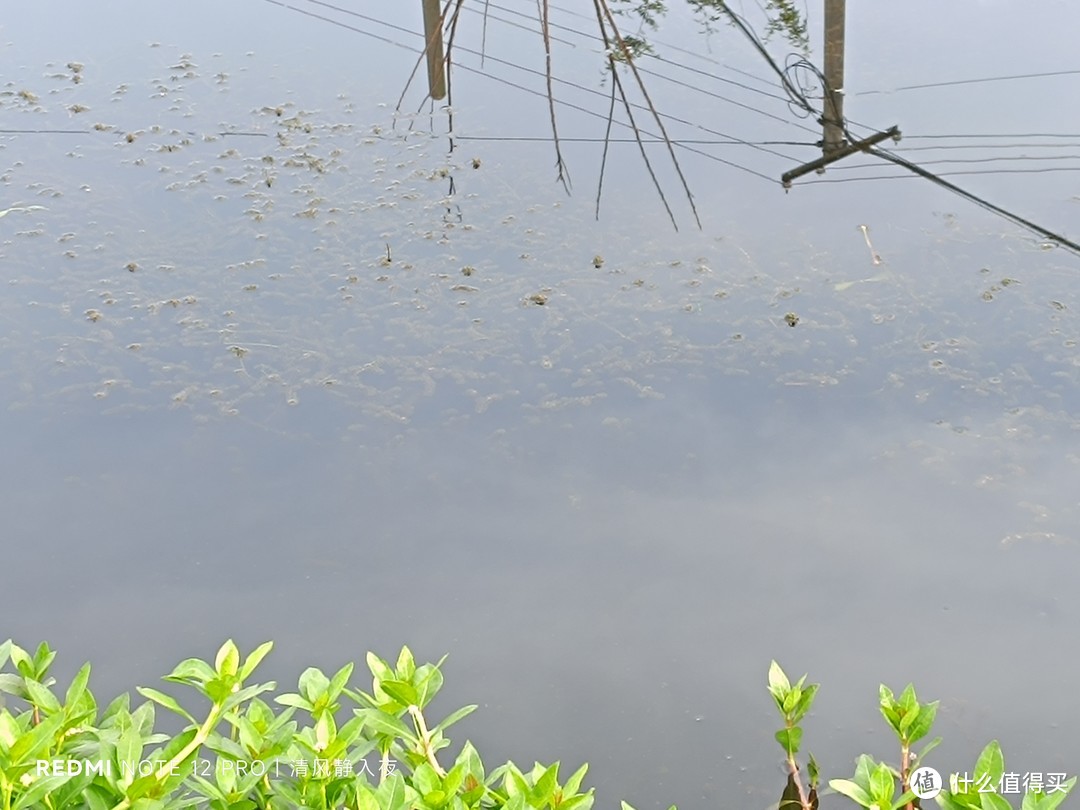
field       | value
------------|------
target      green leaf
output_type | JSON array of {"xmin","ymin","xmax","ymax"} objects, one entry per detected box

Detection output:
[
  {"xmin": 205, "ymin": 675, "xmax": 237, "ymax": 703},
  {"xmin": 792, "ymin": 684, "xmax": 818, "ymax": 723},
  {"xmin": 564, "ymin": 763, "xmax": 588, "ymax": 796},
  {"xmin": 239, "ymin": 642, "xmax": 274, "ymax": 681},
  {"xmin": 381, "ymin": 679, "xmax": 419, "ymax": 707},
  {"xmin": 203, "ymin": 731, "xmax": 246, "ymax": 760},
  {"xmin": 130, "ymin": 700, "xmax": 156, "ymax": 738},
  {"xmin": 943, "ymin": 778, "xmax": 983, "ymax": 810},
  {"xmin": 533, "ymin": 763, "xmax": 559, "ymax": 805},
  {"xmin": 0, "ymin": 673, "xmax": 26, "ymax": 700},
  {"xmin": 899, "ymin": 705, "xmax": 918, "ymax": 738},
  {"xmin": 829, "ymin": 779, "xmax": 873, "ymax": 808},
  {"xmin": 165, "ymin": 658, "xmax": 216, "ymax": 686},
  {"xmin": 505, "ymin": 765, "xmax": 529, "ymax": 799},
  {"xmin": 397, "ymin": 647, "xmax": 416, "ymax": 681},
  {"xmin": 1033, "ymin": 777, "xmax": 1076, "ymax": 810},
  {"xmin": 367, "ymin": 652, "xmax": 394, "ymax": 682},
  {"xmin": 414, "ymin": 763, "xmax": 442, "ymax": 796},
  {"xmin": 274, "ymin": 694, "xmax": 314, "ymax": 712},
  {"xmin": 974, "ymin": 741, "xmax": 1005, "ymax": 786},
  {"xmin": 64, "ymin": 662, "xmax": 92, "ymax": 709},
  {"xmin": 853, "ymin": 755, "xmax": 874, "ymax": 790},
  {"xmin": 426, "ymin": 789, "xmax": 449, "ymax": 808},
  {"xmin": 359, "ymin": 708, "xmax": 414, "ymax": 741},
  {"xmin": 769, "ymin": 661, "xmax": 791, "ymax": 699},
  {"xmin": 136, "ymin": 688, "xmax": 196, "ymax": 724},
  {"xmin": 187, "ymin": 773, "xmax": 228, "ymax": 803},
  {"xmin": 782, "ymin": 690, "xmax": 800, "ymax": 715},
  {"xmin": 946, "ymin": 786, "xmax": 989, "ymax": 810},
  {"xmin": 907, "ymin": 703, "xmax": 938, "ymax": 743},
  {"xmin": 335, "ymin": 714, "xmax": 367, "ymax": 749},
  {"xmin": 434, "ymin": 705, "xmax": 478, "ymax": 736},
  {"xmin": 24, "ymin": 678, "xmax": 62, "ymax": 715},
  {"xmin": 980, "ymin": 793, "xmax": 1012, "ymax": 810},
  {"xmin": 898, "ymin": 685, "xmax": 917, "ymax": 714},
  {"xmin": 116, "ymin": 724, "xmax": 145, "ymax": 784},
  {"xmin": 100, "ymin": 692, "xmax": 130, "ymax": 724},
  {"xmin": 560, "ymin": 794, "xmax": 594, "ymax": 810},
  {"xmin": 416, "ymin": 665, "xmax": 445, "ymax": 709},
  {"xmin": 775, "ymin": 727, "xmax": 802, "ymax": 756},
  {"xmin": 879, "ymin": 686, "xmax": 900, "ymax": 732},
  {"xmin": 329, "ymin": 662, "xmax": 354, "ymax": 699},
  {"xmin": 377, "ymin": 771, "xmax": 408, "ymax": 810},
  {"xmin": 357, "ymin": 784, "xmax": 380, "ymax": 810},
  {"xmin": 0, "ymin": 710, "xmax": 20, "ymax": 750},
  {"xmin": 216, "ymin": 754, "xmax": 238, "ymax": 796},
  {"xmin": 915, "ymin": 737, "xmax": 942, "ymax": 763},
  {"xmin": 13, "ymin": 774, "xmax": 74, "ymax": 810},
  {"xmin": 9, "ymin": 713, "xmax": 64, "ymax": 765},
  {"xmin": 299, "ymin": 668, "xmax": 331, "ymax": 704},
  {"xmin": 82, "ymin": 784, "xmax": 116, "ymax": 810},
  {"xmin": 221, "ymin": 680, "xmax": 277, "ymax": 712},
  {"xmin": 9, "ymin": 642, "xmax": 33, "ymax": 676},
  {"xmin": 869, "ymin": 762, "xmax": 896, "ymax": 807},
  {"xmin": 215, "ymin": 640, "xmax": 241, "ymax": 678},
  {"xmin": 32, "ymin": 642, "xmax": 56, "ymax": 676}
]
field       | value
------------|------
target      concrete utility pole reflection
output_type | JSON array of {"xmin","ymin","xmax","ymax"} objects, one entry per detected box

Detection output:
[
  {"xmin": 422, "ymin": 0, "xmax": 447, "ymax": 100},
  {"xmin": 822, "ymin": 0, "xmax": 846, "ymax": 154},
  {"xmin": 781, "ymin": 0, "xmax": 899, "ymax": 186}
]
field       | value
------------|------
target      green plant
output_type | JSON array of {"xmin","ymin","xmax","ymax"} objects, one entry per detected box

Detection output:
[
  {"xmin": 767, "ymin": 661, "xmax": 1075, "ymax": 810},
  {"xmin": 767, "ymin": 661, "xmax": 820, "ymax": 810},
  {"xmin": 0, "ymin": 640, "xmax": 632, "ymax": 810},
  {"xmin": 878, "ymin": 683, "xmax": 941, "ymax": 805},
  {"xmin": 937, "ymin": 741, "xmax": 1075, "ymax": 810},
  {"xmin": 2, "ymin": 643, "xmax": 1074, "ymax": 810}
]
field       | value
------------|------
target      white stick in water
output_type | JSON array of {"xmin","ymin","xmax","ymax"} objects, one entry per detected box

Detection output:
[{"xmin": 859, "ymin": 224, "xmax": 883, "ymax": 265}]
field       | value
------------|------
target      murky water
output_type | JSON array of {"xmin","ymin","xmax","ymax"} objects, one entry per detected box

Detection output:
[{"xmin": 3, "ymin": 2, "xmax": 1079, "ymax": 808}]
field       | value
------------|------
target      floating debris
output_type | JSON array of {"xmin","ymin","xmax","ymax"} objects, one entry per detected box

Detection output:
[
  {"xmin": 0, "ymin": 205, "xmax": 47, "ymax": 219},
  {"xmin": 858, "ymin": 224, "xmax": 883, "ymax": 265}
]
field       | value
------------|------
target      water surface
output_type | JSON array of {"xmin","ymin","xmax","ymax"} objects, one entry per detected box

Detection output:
[{"xmin": 3, "ymin": 2, "xmax": 1079, "ymax": 808}]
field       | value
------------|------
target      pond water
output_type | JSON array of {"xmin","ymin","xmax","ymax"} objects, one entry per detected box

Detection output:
[{"xmin": 3, "ymin": 2, "xmax": 1079, "ymax": 808}]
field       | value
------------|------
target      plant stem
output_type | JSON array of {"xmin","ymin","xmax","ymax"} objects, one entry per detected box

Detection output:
[
  {"xmin": 109, "ymin": 703, "xmax": 224, "ymax": 810},
  {"xmin": 901, "ymin": 744, "xmax": 912, "ymax": 810},
  {"xmin": 408, "ymin": 705, "xmax": 446, "ymax": 777},
  {"xmin": 380, "ymin": 748, "xmax": 391, "ymax": 782},
  {"xmin": 786, "ymin": 750, "xmax": 812, "ymax": 810}
]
